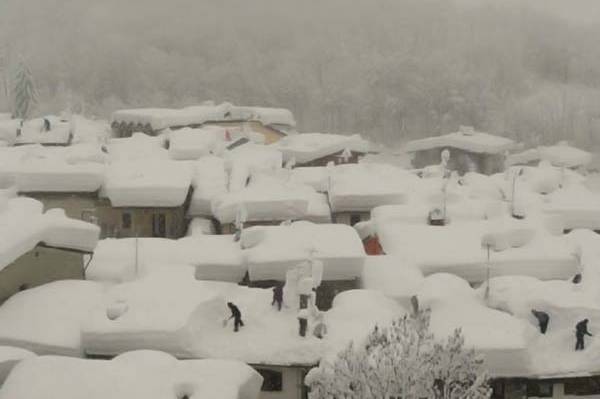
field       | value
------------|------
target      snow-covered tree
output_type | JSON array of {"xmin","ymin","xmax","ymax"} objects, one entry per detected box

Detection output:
[
  {"xmin": 12, "ymin": 57, "xmax": 38, "ymax": 119},
  {"xmin": 305, "ymin": 310, "xmax": 491, "ymax": 399}
]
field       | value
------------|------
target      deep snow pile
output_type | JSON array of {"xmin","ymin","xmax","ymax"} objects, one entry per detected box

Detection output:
[
  {"xmin": 0, "ymin": 280, "xmax": 105, "ymax": 356},
  {"xmin": 418, "ymin": 273, "xmax": 536, "ymax": 376},
  {"xmin": 81, "ymin": 270, "xmax": 405, "ymax": 366},
  {"xmin": 86, "ymin": 235, "xmax": 243, "ymax": 283},
  {"xmin": 14, "ymin": 116, "xmax": 71, "ymax": 145},
  {"xmin": 328, "ymin": 163, "xmax": 419, "ymax": 212},
  {"xmin": 360, "ymin": 255, "xmax": 424, "ymax": 300},
  {"xmin": 273, "ymin": 133, "xmax": 369, "ymax": 164},
  {"xmin": 0, "ymin": 346, "xmax": 35, "ymax": 385},
  {"xmin": 0, "ymin": 144, "xmax": 106, "ymax": 192},
  {"xmin": 405, "ymin": 129, "xmax": 515, "ymax": 154},
  {"xmin": 241, "ymin": 221, "xmax": 366, "ymax": 281},
  {"xmin": 507, "ymin": 142, "xmax": 592, "ymax": 169},
  {"xmin": 211, "ymin": 170, "xmax": 330, "ymax": 224},
  {"xmin": 225, "ymin": 143, "xmax": 282, "ymax": 191},
  {"xmin": 102, "ymin": 160, "xmax": 193, "ymax": 207},
  {"xmin": 0, "ymin": 197, "xmax": 100, "ymax": 271},
  {"xmin": 289, "ymin": 166, "xmax": 329, "ymax": 192},
  {"xmin": 0, "ymin": 351, "xmax": 263, "ymax": 399}
]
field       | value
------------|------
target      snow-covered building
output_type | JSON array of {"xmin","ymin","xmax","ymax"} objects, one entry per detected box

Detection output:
[
  {"xmin": 240, "ymin": 222, "xmax": 365, "ymax": 309},
  {"xmin": 406, "ymin": 126, "xmax": 515, "ymax": 175},
  {"xmin": 111, "ymin": 102, "xmax": 296, "ymax": 144},
  {"xmin": 0, "ymin": 196, "xmax": 100, "ymax": 303},
  {"xmin": 366, "ymin": 202, "xmax": 579, "ymax": 284},
  {"xmin": 328, "ymin": 163, "xmax": 418, "ymax": 226},
  {"xmin": 211, "ymin": 171, "xmax": 331, "ymax": 234},
  {"xmin": 0, "ymin": 351, "xmax": 263, "ymax": 399},
  {"xmin": 507, "ymin": 142, "xmax": 593, "ymax": 170},
  {"xmin": 0, "ymin": 116, "xmax": 73, "ymax": 147},
  {"xmin": 0, "ymin": 346, "xmax": 35, "ymax": 385},
  {"xmin": 97, "ymin": 160, "xmax": 193, "ymax": 238},
  {"xmin": 272, "ymin": 133, "xmax": 369, "ymax": 167},
  {"xmin": 0, "ymin": 144, "xmax": 106, "ymax": 220}
]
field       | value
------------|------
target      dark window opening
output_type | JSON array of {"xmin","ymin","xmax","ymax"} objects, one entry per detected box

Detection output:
[
  {"xmin": 527, "ymin": 380, "xmax": 553, "ymax": 398},
  {"xmin": 122, "ymin": 212, "xmax": 132, "ymax": 229},
  {"xmin": 350, "ymin": 214, "xmax": 361, "ymax": 226},
  {"xmin": 255, "ymin": 368, "xmax": 282, "ymax": 392},
  {"xmin": 565, "ymin": 377, "xmax": 600, "ymax": 395},
  {"xmin": 490, "ymin": 380, "xmax": 504, "ymax": 399},
  {"xmin": 152, "ymin": 213, "xmax": 167, "ymax": 237}
]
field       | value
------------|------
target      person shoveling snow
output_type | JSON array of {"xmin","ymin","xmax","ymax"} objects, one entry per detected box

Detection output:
[
  {"xmin": 224, "ymin": 302, "xmax": 244, "ymax": 332},
  {"xmin": 575, "ymin": 318, "xmax": 593, "ymax": 351}
]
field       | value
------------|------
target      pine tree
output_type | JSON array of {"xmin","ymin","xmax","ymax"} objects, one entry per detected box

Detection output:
[
  {"xmin": 12, "ymin": 57, "xmax": 38, "ymax": 119},
  {"xmin": 305, "ymin": 310, "xmax": 491, "ymax": 399}
]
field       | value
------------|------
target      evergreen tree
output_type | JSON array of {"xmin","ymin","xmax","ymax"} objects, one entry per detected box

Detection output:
[
  {"xmin": 12, "ymin": 57, "xmax": 38, "ymax": 119},
  {"xmin": 305, "ymin": 310, "xmax": 491, "ymax": 399}
]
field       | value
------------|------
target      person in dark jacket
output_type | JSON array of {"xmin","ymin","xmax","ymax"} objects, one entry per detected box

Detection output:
[
  {"xmin": 272, "ymin": 284, "xmax": 283, "ymax": 311},
  {"xmin": 576, "ymin": 318, "xmax": 593, "ymax": 350},
  {"xmin": 572, "ymin": 273, "xmax": 582, "ymax": 284},
  {"xmin": 531, "ymin": 309, "xmax": 550, "ymax": 334},
  {"xmin": 227, "ymin": 302, "xmax": 244, "ymax": 332}
]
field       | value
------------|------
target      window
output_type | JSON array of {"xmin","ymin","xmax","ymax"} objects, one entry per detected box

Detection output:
[
  {"xmin": 255, "ymin": 368, "xmax": 282, "ymax": 392},
  {"xmin": 152, "ymin": 213, "xmax": 166, "ymax": 237},
  {"xmin": 350, "ymin": 214, "xmax": 361, "ymax": 226},
  {"xmin": 122, "ymin": 212, "xmax": 132, "ymax": 229},
  {"xmin": 490, "ymin": 380, "xmax": 504, "ymax": 399},
  {"xmin": 527, "ymin": 380, "xmax": 553, "ymax": 398},
  {"xmin": 564, "ymin": 377, "xmax": 600, "ymax": 396}
]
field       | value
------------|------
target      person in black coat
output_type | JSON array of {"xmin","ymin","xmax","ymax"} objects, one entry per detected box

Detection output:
[
  {"xmin": 531, "ymin": 309, "xmax": 550, "ymax": 334},
  {"xmin": 227, "ymin": 302, "xmax": 244, "ymax": 332},
  {"xmin": 575, "ymin": 319, "xmax": 593, "ymax": 350},
  {"xmin": 272, "ymin": 285, "xmax": 283, "ymax": 311}
]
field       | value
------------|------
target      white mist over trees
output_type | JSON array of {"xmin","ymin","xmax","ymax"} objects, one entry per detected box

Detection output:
[{"xmin": 0, "ymin": 0, "xmax": 599, "ymax": 148}]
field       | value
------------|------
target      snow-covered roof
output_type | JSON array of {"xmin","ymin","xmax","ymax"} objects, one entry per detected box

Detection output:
[
  {"xmin": 507, "ymin": 142, "xmax": 592, "ymax": 168},
  {"xmin": 272, "ymin": 133, "xmax": 369, "ymax": 164},
  {"xmin": 211, "ymin": 171, "xmax": 330, "ymax": 224},
  {"xmin": 375, "ymin": 217, "xmax": 578, "ymax": 283},
  {"xmin": 0, "ymin": 280, "xmax": 105, "ymax": 356},
  {"xmin": 167, "ymin": 127, "xmax": 222, "ymax": 160},
  {"xmin": 86, "ymin": 235, "xmax": 244, "ymax": 283},
  {"xmin": 0, "ymin": 144, "xmax": 106, "ymax": 193},
  {"xmin": 102, "ymin": 160, "xmax": 193, "ymax": 207},
  {"xmin": 14, "ymin": 116, "xmax": 71, "ymax": 145},
  {"xmin": 405, "ymin": 129, "xmax": 515, "ymax": 154},
  {"xmin": 0, "ymin": 351, "xmax": 262, "ymax": 399},
  {"xmin": 0, "ymin": 197, "xmax": 100, "ymax": 272},
  {"xmin": 241, "ymin": 221, "xmax": 365, "ymax": 281},
  {"xmin": 112, "ymin": 102, "xmax": 296, "ymax": 131},
  {"xmin": 0, "ymin": 346, "xmax": 35, "ymax": 385},
  {"xmin": 328, "ymin": 163, "xmax": 418, "ymax": 212},
  {"xmin": 107, "ymin": 133, "xmax": 168, "ymax": 161}
]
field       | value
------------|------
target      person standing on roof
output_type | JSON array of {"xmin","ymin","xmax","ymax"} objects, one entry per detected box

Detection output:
[
  {"xmin": 575, "ymin": 319, "xmax": 593, "ymax": 350},
  {"xmin": 531, "ymin": 309, "xmax": 549, "ymax": 334},
  {"xmin": 272, "ymin": 284, "xmax": 283, "ymax": 311},
  {"xmin": 227, "ymin": 302, "xmax": 244, "ymax": 332}
]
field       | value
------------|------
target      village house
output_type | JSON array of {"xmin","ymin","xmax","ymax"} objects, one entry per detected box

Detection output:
[
  {"xmin": 240, "ymin": 221, "xmax": 365, "ymax": 310},
  {"xmin": 0, "ymin": 116, "xmax": 74, "ymax": 147},
  {"xmin": 0, "ymin": 144, "xmax": 106, "ymax": 221},
  {"xmin": 327, "ymin": 163, "xmax": 416, "ymax": 226},
  {"xmin": 506, "ymin": 141, "xmax": 593, "ymax": 170},
  {"xmin": 406, "ymin": 126, "xmax": 515, "ymax": 175},
  {"xmin": 97, "ymin": 159, "xmax": 193, "ymax": 239},
  {"xmin": 272, "ymin": 132, "xmax": 369, "ymax": 167},
  {"xmin": 111, "ymin": 102, "xmax": 296, "ymax": 144},
  {"xmin": 0, "ymin": 195, "xmax": 100, "ymax": 303}
]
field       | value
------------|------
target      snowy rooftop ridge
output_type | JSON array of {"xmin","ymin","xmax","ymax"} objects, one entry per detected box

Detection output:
[
  {"xmin": 112, "ymin": 102, "xmax": 296, "ymax": 131},
  {"xmin": 507, "ymin": 141, "xmax": 593, "ymax": 168},
  {"xmin": 405, "ymin": 127, "xmax": 515, "ymax": 154}
]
